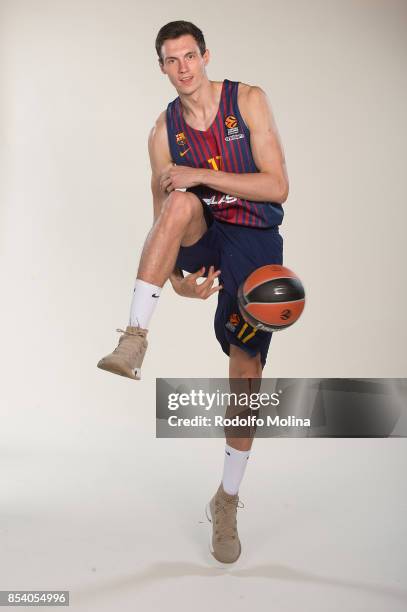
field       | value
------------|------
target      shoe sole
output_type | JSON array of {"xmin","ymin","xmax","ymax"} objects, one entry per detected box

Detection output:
[
  {"xmin": 97, "ymin": 361, "xmax": 141, "ymax": 380},
  {"xmin": 205, "ymin": 502, "xmax": 241, "ymax": 565}
]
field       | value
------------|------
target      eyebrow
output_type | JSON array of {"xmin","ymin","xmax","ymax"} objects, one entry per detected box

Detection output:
[{"xmin": 164, "ymin": 51, "xmax": 196, "ymax": 61}]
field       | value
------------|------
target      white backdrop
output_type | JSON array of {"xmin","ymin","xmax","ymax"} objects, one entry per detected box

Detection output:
[{"xmin": 1, "ymin": 1, "xmax": 406, "ymax": 610}]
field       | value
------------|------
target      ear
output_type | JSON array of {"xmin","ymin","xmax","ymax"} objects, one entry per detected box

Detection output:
[
  {"xmin": 203, "ymin": 48, "xmax": 210, "ymax": 66},
  {"xmin": 158, "ymin": 59, "xmax": 166, "ymax": 74}
]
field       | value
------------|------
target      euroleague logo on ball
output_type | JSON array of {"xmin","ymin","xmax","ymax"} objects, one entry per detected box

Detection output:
[
  {"xmin": 224, "ymin": 115, "xmax": 238, "ymax": 129},
  {"xmin": 237, "ymin": 264, "xmax": 305, "ymax": 332},
  {"xmin": 280, "ymin": 309, "xmax": 292, "ymax": 320}
]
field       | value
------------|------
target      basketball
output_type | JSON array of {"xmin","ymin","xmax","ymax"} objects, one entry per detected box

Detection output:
[{"xmin": 237, "ymin": 265, "xmax": 305, "ymax": 332}]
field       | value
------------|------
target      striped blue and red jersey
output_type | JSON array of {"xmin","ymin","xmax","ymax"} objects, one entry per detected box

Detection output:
[{"xmin": 166, "ymin": 79, "xmax": 284, "ymax": 228}]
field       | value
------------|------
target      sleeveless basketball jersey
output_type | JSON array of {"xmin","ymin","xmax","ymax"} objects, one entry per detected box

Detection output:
[{"xmin": 166, "ymin": 79, "xmax": 284, "ymax": 228}]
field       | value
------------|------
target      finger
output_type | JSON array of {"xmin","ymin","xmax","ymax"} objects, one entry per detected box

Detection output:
[
  {"xmin": 207, "ymin": 285, "xmax": 223, "ymax": 296},
  {"xmin": 208, "ymin": 268, "xmax": 221, "ymax": 282},
  {"xmin": 198, "ymin": 265, "xmax": 213, "ymax": 285},
  {"xmin": 161, "ymin": 181, "xmax": 172, "ymax": 193},
  {"xmin": 200, "ymin": 275, "xmax": 215, "ymax": 290},
  {"xmin": 200, "ymin": 284, "xmax": 223, "ymax": 299},
  {"xmin": 163, "ymin": 179, "xmax": 174, "ymax": 192},
  {"xmin": 197, "ymin": 277, "xmax": 217, "ymax": 296},
  {"xmin": 188, "ymin": 266, "xmax": 205, "ymax": 280},
  {"xmin": 201, "ymin": 267, "xmax": 221, "ymax": 288}
]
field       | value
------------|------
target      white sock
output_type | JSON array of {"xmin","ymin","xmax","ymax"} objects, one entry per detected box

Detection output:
[
  {"xmin": 129, "ymin": 279, "xmax": 161, "ymax": 329},
  {"xmin": 221, "ymin": 444, "xmax": 251, "ymax": 495}
]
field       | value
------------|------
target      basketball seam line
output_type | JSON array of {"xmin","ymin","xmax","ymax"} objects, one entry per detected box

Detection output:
[
  {"xmin": 246, "ymin": 298, "xmax": 305, "ymax": 306},
  {"xmin": 244, "ymin": 276, "xmax": 297, "ymax": 294}
]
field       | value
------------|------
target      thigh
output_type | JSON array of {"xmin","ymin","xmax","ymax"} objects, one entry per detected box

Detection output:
[
  {"xmin": 179, "ymin": 192, "xmax": 208, "ymax": 247},
  {"xmin": 229, "ymin": 344, "xmax": 262, "ymax": 378},
  {"xmin": 176, "ymin": 204, "xmax": 221, "ymax": 275}
]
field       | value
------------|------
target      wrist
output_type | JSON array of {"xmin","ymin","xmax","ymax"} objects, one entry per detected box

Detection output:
[
  {"xmin": 197, "ymin": 168, "xmax": 209, "ymax": 184},
  {"xmin": 201, "ymin": 168, "xmax": 220, "ymax": 189}
]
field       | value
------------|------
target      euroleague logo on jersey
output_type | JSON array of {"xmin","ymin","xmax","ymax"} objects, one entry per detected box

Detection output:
[
  {"xmin": 224, "ymin": 115, "xmax": 245, "ymax": 142},
  {"xmin": 224, "ymin": 115, "xmax": 238, "ymax": 129}
]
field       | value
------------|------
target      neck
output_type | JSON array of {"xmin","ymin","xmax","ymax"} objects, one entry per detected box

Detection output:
[{"xmin": 179, "ymin": 78, "xmax": 221, "ymax": 122}]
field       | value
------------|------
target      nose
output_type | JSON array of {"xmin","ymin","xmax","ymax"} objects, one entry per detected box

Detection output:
[{"xmin": 178, "ymin": 59, "xmax": 188, "ymax": 73}]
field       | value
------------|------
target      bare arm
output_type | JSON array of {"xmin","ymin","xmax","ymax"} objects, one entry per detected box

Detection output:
[
  {"xmin": 148, "ymin": 112, "xmax": 173, "ymax": 222},
  {"xmin": 161, "ymin": 85, "xmax": 289, "ymax": 203},
  {"xmin": 198, "ymin": 86, "xmax": 289, "ymax": 202},
  {"xmin": 148, "ymin": 113, "xmax": 221, "ymax": 299},
  {"xmin": 147, "ymin": 113, "xmax": 183, "ymax": 286}
]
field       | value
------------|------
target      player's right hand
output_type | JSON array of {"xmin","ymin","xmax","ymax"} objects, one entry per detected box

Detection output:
[{"xmin": 170, "ymin": 266, "xmax": 223, "ymax": 299}]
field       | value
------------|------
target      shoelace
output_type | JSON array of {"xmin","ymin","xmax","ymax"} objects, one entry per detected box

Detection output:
[
  {"xmin": 214, "ymin": 499, "xmax": 245, "ymax": 543},
  {"xmin": 112, "ymin": 328, "xmax": 145, "ymax": 361}
]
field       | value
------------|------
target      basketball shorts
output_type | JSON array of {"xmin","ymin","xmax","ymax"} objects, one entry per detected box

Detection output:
[{"xmin": 175, "ymin": 205, "xmax": 283, "ymax": 367}]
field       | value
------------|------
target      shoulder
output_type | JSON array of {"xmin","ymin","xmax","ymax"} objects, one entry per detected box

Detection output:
[
  {"xmin": 237, "ymin": 82, "xmax": 271, "ymax": 128},
  {"xmin": 148, "ymin": 110, "xmax": 170, "ymax": 151},
  {"xmin": 237, "ymin": 82, "xmax": 268, "ymax": 108},
  {"xmin": 148, "ymin": 110, "xmax": 171, "ymax": 163},
  {"xmin": 149, "ymin": 110, "xmax": 167, "ymax": 142}
]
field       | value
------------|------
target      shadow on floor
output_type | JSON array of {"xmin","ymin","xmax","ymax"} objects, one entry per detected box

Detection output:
[{"xmin": 73, "ymin": 560, "xmax": 407, "ymax": 605}]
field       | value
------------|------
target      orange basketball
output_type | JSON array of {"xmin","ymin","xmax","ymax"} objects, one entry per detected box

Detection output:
[{"xmin": 237, "ymin": 265, "xmax": 305, "ymax": 331}]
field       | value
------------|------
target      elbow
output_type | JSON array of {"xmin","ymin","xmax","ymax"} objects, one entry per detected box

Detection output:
[
  {"xmin": 279, "ymin": 183, "xmax": 289, "ymax": 204},
  {"xmin": 274, "ymin": 179, "xmax": 289, "ymax": 204},
  {"xmin": 267, "ymin": 173, "xmax": 289, "ymax": 204}
]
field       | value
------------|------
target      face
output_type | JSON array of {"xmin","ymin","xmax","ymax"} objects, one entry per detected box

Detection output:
[{"xmin": 159, "ymin": 34, "xmax": 210, "ymax": 93}]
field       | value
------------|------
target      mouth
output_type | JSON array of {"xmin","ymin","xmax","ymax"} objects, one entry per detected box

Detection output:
[{"xmin": 179, "ymin": 76, "xmax": 193, "ymax": 85}]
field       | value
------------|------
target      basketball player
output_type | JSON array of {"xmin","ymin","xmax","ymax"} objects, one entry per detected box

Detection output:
[{"xmin": 97, "ymin": 21, "xmax": 289, "ymax": 564}]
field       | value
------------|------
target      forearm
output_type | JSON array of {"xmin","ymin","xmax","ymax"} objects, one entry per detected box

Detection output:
[{"xmin": 199, "ymin": 169, "xmax": 288, "ymax": 203}]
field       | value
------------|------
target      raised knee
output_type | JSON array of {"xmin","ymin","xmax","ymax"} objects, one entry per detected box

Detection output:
[{"xmin": 161, "ymin": 190, "xmax": 200, "ymax": 223}]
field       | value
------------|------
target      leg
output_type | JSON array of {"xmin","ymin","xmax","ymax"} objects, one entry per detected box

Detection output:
[
  {"xmin": 137, "ymin": 190, "xmax": 207, "ymax": 287},
  {"xmin": 97, "ymin": 190, "xmax": 208, "ymax": 380},
  {"xmin": 227, "ymin": 345, "xmax": 263, "ymax": 452},
  {"xmin": 207, "ymin": 346, "xmax": 263, "ymax": 565}
]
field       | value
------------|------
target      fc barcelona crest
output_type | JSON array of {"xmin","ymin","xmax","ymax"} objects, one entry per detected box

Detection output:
[{"xmin": 176, "ymin": 131, "xmax": 187, "ymax": 146}]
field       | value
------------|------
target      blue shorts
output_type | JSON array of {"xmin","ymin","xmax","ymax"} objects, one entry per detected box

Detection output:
[{"xmin": 176, "ymin": 206, "xmax": 283, "ymax": 367}]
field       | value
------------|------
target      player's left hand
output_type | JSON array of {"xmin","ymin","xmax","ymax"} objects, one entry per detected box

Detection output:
[{"xmin": 160, "ymin": 163, "xmax": 204, "ymax": 192}]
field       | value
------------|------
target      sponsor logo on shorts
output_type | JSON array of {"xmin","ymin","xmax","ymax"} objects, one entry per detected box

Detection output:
[
  {"xmin": 225, "ymin": 318, "xmax": 258, "ymax": 343},
  {"xmin": 226, "ymin": 313, "xmax": 240, "ymax": 332},
  {"xmin": 230, "ymin": 313, "xmax": 240, "ymax": 326},
  {"xmin": 202, "ymin": 194, "xmax": 237, "ymax": 206}
]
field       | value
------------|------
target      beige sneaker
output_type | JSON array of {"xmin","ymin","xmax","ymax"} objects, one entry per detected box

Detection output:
[
  {"xmin": 205, "ymin": 483, "xmax": 244, "ymax": 564},
  {"xmin": 97, "ymin": 326, "xmax": 148, "ymax": 380}
]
